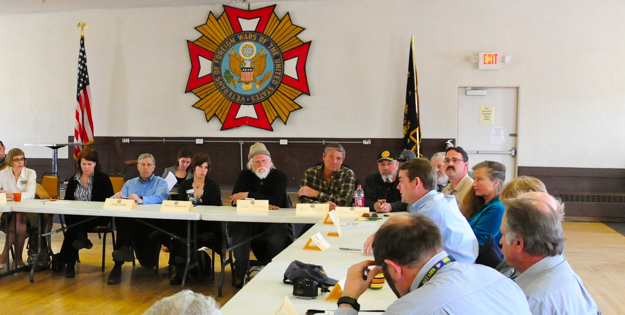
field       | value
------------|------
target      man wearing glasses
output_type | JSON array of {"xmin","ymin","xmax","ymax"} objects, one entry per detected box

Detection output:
[{"xmin": 442, "ymin": 146, "xmax": 473, "ymax": 210}]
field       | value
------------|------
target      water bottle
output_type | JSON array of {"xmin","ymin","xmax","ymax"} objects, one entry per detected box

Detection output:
[{"xmin": 354, "ymin": 185, "xmax": 365, "ymax": 207}]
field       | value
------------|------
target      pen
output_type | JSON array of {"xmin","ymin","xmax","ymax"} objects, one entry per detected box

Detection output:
[{"xmin": 339, "ymin": 247, "xmax": 362, "ymax": 252}]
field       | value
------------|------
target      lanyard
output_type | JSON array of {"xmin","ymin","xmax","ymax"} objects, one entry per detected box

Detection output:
[{"xmin": 417, "ymin": 255, "xmax": 456, "ymax": 289}]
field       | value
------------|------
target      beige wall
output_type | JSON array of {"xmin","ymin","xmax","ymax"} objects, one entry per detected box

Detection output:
[{"xmin": 0, "ymin": 0, "xmax": 623, "ymax": 168}]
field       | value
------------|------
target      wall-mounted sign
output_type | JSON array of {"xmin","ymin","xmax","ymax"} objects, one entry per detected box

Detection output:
[
  {"xmin": 480, "ymin": 105, "xmax": 495, "ymax": 124},
  {"xmin": 186, "ymin": 5, "xmax": 311, "ymax": 131},
  {"xmin": 479, "ymin": 52, "xmax": 502, "ymax": 70}
]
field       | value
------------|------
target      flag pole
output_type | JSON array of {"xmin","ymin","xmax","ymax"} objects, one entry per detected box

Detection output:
[{"xmin": 411, "ymin": 36, "xmax": 421, "ymax": 158}]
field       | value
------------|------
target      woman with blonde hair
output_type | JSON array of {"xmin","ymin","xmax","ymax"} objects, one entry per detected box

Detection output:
[{"xmin": 499, "ymin": 176, "xmax": 547, "ymax": 202}]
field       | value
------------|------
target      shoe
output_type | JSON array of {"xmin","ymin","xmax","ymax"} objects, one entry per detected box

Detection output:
[
  {"xmin": 170, "ymin": 267, "xmax": 184, "ymax": 285},
  {"xmin": 0, "ymin": 262, "xmax": 5, "ymax": 270},
  {"xmin": 112, "ymin": 247, "xmax": 135, "ymax": 262},
  {"xmin": 72, "ymin": 239, "xmax": 93, "ymax": 250},
  {"xmin": 66, "ymin": 265, "xmax": 75, "ymax": 278},
  {"xmin": 234, "ymin": 271, "xmax": 246, "ymax": 289},
  {"xmin": 107, "ymin": 268, "xmax": 122, "ymax": 285}
]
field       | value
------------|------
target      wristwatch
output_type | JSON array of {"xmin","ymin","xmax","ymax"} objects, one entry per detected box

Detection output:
[{"xmin": 337, "ymin": 296, "xmax": 360, "ymax": 312}]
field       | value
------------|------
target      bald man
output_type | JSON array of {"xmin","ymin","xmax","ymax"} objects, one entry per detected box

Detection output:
[{"xmin": 500, "ymin": 192, "xmax": 599, "ymax": 315}]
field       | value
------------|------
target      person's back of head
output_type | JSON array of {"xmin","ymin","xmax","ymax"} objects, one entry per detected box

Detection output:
[
  {"xmin": 143, "ymin": 290, "xmax": 222, "ymax": 315},
  {"xmin": 373, "ymin": 214, "xmax": 443, "ymax": 267},
  {"xmin": 503, "ymin": 196, "xmax": 565, "ymax": 258},
  {"xmin": 499, "ymin": 176, "xmax": 547, "ymax": 202}
]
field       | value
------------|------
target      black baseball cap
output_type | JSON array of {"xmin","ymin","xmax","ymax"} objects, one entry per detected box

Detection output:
[
  {"xmin": 284, "ymin": 260, "xmax": 338, "ymax": 286},
  {"xmin": 377, "ymin": 150, "xmax": 398, "ymax": 162}
]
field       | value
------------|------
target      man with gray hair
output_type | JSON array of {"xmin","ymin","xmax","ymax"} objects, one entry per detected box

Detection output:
[
  {"xmin": 500, "ymin": 192, "xmax": 599, "ymax": 314},
  {"xmin": 431, "ymin": 152, "xmax": 448, "ymax": 192},
  {"xmin": 143, "ymin": 290, "xmax": 222, "ymax": 315},
  {"xmin": 108, "ymin": 153, "xmax": 170, "ymax": 285},
  {"xmin": 299, "ymin": 143, "xmax": 356, "ymax": 210},
  {"xmin": 229, "ymin": 142, "xmax": 292, "ymax": 287}
]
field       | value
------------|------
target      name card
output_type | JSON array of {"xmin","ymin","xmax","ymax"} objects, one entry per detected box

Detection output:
[
  {"xmin": 334, "ymin": 206, "xmax": 369, "ymax": 217},
  {"xmin": 237, "ymin": 199, "xmax": 269, "ymax": 212},
  {"xmin": 160, "ymin": 200, "xmax": 193, "ymax": 212},
  {"xmin": 303, "ymin": 232, "xmax": 331, "ymax": 251},
  {"xmin": 103, "ymin": 198, "xmax": 137, "ymax": 210},
  {"xmin": 0, "ymin": 193, "xmax": 5, "ymax": 204},
  {"xmin": 272, "ymin": 296, "xmax": 298, "ymax": 315},
  {"xmin": 296, "ymin": 203, "xmax": 330, "ymax": 216},
  {"xmin": 327, "ymin": 210, "xmax": 342, "ymax": 237}
]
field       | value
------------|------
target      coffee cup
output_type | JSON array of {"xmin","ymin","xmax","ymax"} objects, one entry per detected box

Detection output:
[{"xmin": 13, "ymin": 192, "xmax": 22, "ymax": 202}]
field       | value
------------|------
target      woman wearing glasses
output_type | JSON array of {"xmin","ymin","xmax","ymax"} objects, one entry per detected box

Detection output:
[{"xmin": 0, "ymin": 148, "xmax": 37, "ymax": 270}]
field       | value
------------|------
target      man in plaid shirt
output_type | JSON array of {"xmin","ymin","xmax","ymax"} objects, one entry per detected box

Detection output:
[{"xmin": 298, "ymin": 143, "xmax": 356, "ymax": 210}]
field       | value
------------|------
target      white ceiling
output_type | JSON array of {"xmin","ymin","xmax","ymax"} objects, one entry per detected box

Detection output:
[{"xmin": 0, "ymin": 0, "xmax": 319, "ymax": 15}]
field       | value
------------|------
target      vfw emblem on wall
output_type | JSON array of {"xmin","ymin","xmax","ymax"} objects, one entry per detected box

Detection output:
[{"xmin": 186, "ymin": 5, "xmax": 311, "ymax": 131}]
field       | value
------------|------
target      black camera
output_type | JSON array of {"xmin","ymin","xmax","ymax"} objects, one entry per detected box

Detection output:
[{"xmin": 293, "ymin": 277, "xmax": 319, "ymax": 298}]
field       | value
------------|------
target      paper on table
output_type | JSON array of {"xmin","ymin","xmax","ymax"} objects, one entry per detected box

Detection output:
[
  {"xmin": 340, "ymin": 222, "xmax": 377, "ymax": 227},
  {"xmin": 164, "ymin": 172, "xmax": 178, "ymax": 191},
  {"xmin": 272, "ymin": 296, "xmax": 298, "ymax": 315}
]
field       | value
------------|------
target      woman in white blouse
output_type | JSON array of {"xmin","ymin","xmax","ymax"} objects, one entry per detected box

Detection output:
[{"xmin": 0, "ymin": 148, "xmax": 37, "ymax": 269}]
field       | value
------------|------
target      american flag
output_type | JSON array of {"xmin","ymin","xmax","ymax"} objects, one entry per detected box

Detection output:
[{"xmin": 74, "ymin": 35, "xmax": 94, "ymax": 159}]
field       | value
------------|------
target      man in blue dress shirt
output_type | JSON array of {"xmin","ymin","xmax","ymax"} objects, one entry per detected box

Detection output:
[
  {"xmin": 364, "ymin": 158, "xmax": 478, "ymax": 264},
  {"xmin": 107, "ymin": 153, "xmax": 170, "ymax": 285},
  {"xmin": 501, "ymin": 192, "xmax": 600, "ymax": 315},
  {"xmin": 336, "ymin": 214, "xmax": 531, "ymax": 314}
]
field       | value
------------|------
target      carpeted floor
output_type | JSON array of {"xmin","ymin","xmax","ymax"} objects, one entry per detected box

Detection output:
[{"xmin": 606, "ymin": 223, "xmax": 625, "ymax": 237}]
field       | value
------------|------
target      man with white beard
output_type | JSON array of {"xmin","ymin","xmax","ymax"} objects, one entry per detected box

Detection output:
[
  {"xmin": 431, "ymin": 152, "xmax": 449, "ymax": 192},
  {"xmin": 364, "ymin": 150, "xmax": 408, "ymax": 213},
  {"xmin": 229, "ymin": 142, "xmax": 292, "ymax": 287}
]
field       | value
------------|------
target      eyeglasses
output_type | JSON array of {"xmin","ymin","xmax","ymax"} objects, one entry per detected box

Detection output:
[
  {"xmin": 444, "ymin": 158, "xmax": 464, "ymax": 164},
  {"xmin": 12, "ymin": 158, "xmax": 25, "ymax": 162}
]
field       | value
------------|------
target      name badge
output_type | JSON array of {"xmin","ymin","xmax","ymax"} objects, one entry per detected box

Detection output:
[
  {"xmin": 0, "ymin": 193, "xmax": 5, "ymax": 204},
  {"xmin": 20, "ymin": 180, "xmax": 28, "ymax": 185},
  {"xmin": 237, "ymin": 199, "xmax": 269, "ymax": 212},
  {"xmin": 103, "ymin": 198, "xmax": 137, "ymax": 210},
  {"xmin": 160, "ymin": 200, "xmax": 193, "ymax": 212},
  {"xmin": 296, "ymin": 203, "xmax": 330, "ymax": 216},
  {"xmin": 334, "ymin": 206, "xmax": 369, "ymax": 217}
]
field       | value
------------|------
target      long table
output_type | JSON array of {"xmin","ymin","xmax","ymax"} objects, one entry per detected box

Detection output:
[
  {"xmin": 11, "ymin": 199, "xmax": 201, "ymax": 287},
  {"xmin": 221, "ymin": 216, "xmax": 397, "ymax": 314}
]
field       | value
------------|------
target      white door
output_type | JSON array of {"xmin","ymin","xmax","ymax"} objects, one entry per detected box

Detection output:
[{"xmin": 457, "ymin": 87, "xmax": 518, "ymax": 183}]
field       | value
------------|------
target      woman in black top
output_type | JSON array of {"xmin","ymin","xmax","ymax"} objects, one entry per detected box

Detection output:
[
  {"xmin": 170, "ymin": 153, "xmax": 222, "ymax": 284},
  {"xmin": 59, "ymin": 148, "xmax": 114, "ymax": 278}
]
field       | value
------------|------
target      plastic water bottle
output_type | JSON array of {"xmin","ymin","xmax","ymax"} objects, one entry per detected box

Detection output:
[{"xmin": 354, "ymin": 185, "xmax": 365, "ymax": 207}]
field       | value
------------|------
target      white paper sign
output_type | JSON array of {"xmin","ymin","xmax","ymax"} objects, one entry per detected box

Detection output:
[
  {"xmin": 491, "ymin": 127, "xmax": 506, "ymax": 145},
  {"xmin": 329, "ymin": 211, "xmax": 342, "ymax": 236},
  {"xmin": 296, "ymin": 203, "xmax": 330, "ymax": 216},
  {"xmin": 310, "ymin": 232, "xmax": 331, "ymax": 251},
  {"xmin": 160, "ymin": 200, "xmax": 193, "ymax": 212},
  {"xmin": 103, "ymin": 198, "xmax": 137, "ymax": 210},
  {"xmin": 0, "ymin": 193, "xmax": 5, "ymax": 204},
  {"xmin": 237, "ymin": 199, "xmax": 269, "ymax": 212},
  {"xmin": 480, "ymin": 106, "xmax": 495, "ymax": 124},
  {"xmin": 334, "ymin": 206, "xmax": 369, "ymax": 217}
]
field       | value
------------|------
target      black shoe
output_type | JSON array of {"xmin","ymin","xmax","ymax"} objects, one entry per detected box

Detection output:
[
  {"xmin": 66, "ymin": 265, "xmax": 75, "ymax": 278},
  {"xmin": 234, "ymin": 271, "xmax": 246, "ymax": 288},
  {"xmin": 170, "ymin": 269, "xmax": 184, "ymax": 285},
  {"xmin": 112, "ymin": 247, "xmax": 135, "ymax": 262},
  {"xmin": 107, "ymin": 268, "xmax": 122, "ymax": 285},
  {"xmin": 72, "ymin": 239, "xmax": 93, "ymax": 250}
]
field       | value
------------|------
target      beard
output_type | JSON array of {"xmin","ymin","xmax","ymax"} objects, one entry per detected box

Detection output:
[
  {"xmin": 382, "ymin": 267, "xmax": 401, "ymax": 298},
  {"xmin": 381, "ymin": 174, "xmax": 394, "ymax": 183},
  {"xmin": 437, "ymin": 173, "xmax": 449, "ymax": 186},
  {"xmin": 254, "ymin": 167, "xmax": 270, "ymax": 179}
]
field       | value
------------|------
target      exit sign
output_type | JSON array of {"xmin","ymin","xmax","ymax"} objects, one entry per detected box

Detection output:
[{"xmin": 479, "ymin": 52, "xmax": 502, "ymax": 69}]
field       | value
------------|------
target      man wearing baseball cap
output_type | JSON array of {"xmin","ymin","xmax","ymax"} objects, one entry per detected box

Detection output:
[
  {"xmin": 364, "ymin": 150, "xmax": 407, "ymax": 213},
  {"xmin": 229, "ymin": 142, "xmax": 292, "ymax": 287}
]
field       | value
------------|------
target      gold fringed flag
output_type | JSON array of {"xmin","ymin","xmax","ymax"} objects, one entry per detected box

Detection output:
[
  {"xmin": 74, "ymin": 25, "xmax": 94, "ymax": 159},
  {"xmin": 402, "ymin": 36, "xmax": 422, "ymax": 157}
]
